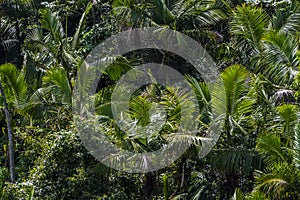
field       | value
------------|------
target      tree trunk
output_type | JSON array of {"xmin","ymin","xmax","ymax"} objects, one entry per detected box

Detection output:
[
  {"xmin": 143, "ymin": 172, "xmax": 159, "ymax": 199},
  {"xmin": 15, "ymin": 18, "xmax": 22, "ymax": 69},
  {"xmin": 0, "ymin": 81, "xmax": 15, "ymax": 183}
]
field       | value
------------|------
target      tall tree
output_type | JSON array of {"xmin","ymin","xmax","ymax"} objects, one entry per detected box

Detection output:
[{"xmin": 0, "ymin": 76, "xmax": 15, "ymax": 183}]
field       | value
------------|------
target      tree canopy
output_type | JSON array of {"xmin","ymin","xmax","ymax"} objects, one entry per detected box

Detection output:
[{"xmin": 0, "ymin": 0, "xmax": 300, "ymax": 199}]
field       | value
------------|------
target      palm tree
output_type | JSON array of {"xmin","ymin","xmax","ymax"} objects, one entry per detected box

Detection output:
[
  {"xmin": 26, "ymin": 2, "xmax": 93, "ymax": 85},
  {"xmin": 112, "ymin": 0, "xmax": 229, "ymax": 44},
  {"xmin": 0, "ymin": 63, "xmax": 19, "ymax": 183},
  {"xmin": 0, "ymin": 82, "xmax": 14, "ymax": 183},
  {"xmin": 227, "ymin": 4, "xmax": 300, "ymax": 198},
  {"xmin": 163, "ymin": 65, "xmax": 257, "ymax": 199},
  {"xmin": 206, "ymin": 65, "xmax": 257, "ymax": 198},
  {"xmin": 0, "ymin": 0, "xmax": 38, "ymax": 68},
  {"xmin": 252, "ymin": 104, "xmax": 300, "ymax": 200},
  {"xmin": 230, "ymin": 2, "xmax": 300, "ymax": 87},
  {"xmin": 0, "ymin": 63, "xmax": 29, "ymax": 183},
  {"xmin": 20, "ymin": 2, "xmax": 93, "ymax": 126}
]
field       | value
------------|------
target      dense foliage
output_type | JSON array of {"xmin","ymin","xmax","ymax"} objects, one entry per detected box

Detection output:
[{"xmin": 0, "ymin": 0, "xmax": 300, "ymax": 199}]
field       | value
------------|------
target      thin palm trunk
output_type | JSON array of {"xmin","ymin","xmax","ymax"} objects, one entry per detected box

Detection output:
[
  {"xmin": 15, "ymin": 19, "xmax": 22, "ymax": 69},
  {"xmin": 0, "ymin": 81, "xmax": 15, "ymax": 183}
]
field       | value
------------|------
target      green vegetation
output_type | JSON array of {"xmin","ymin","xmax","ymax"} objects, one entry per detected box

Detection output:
[{"xmin": 0, "ymin": 0, "xmax": 300, "ymax": 199}]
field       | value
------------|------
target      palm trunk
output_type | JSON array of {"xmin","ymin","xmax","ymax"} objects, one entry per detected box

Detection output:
[
  {"xmin": 15, "ymin": 19, "xmax": 22, "ymax": 69},
  {"xmin": 0, "ymin": 81, "xmax": 15, "ymax": 183}
]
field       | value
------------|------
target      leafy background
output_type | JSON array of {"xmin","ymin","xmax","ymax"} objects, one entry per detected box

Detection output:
[{"xmin": 0, "ymin": 0, "xmax": 300, "ymax": 199}]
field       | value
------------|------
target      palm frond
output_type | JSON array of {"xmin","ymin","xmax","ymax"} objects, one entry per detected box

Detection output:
[
  {"xmin": 276, "ymin": 104, "xmax": 297, "ymax": 139},
  {"xmin": 112, "ymin": 0, "xmax": 154, "ymax": 28},
  {"xmin": 173, "ymin": 0, "xmax": 228, "ymax": 30},
  {"xmin": 192, "ymin": 0, "xmax": 228, "ymax": 27},
  {"xmin": 40, "ymin": 8, "xmax": 65, "ymax": 43},
  {"xmin": 294, "ymin": 123, "xmax": 300, "ymax": 170},
  {"xmin": 150, "ymin": 0, "xmax": 175, "ymax": 25},
  {"xmin": 95, "ymin": 87, "xmax": 114, "ymax": 118},
  {"xmin": 258, "ymin": 31, "xmax": 299, "ymax": 86},
  {"xmin": 22, "ymin": 87, "xmax": 65, "ymax": 121},
  {"xmin": 245, "ymin": 190, "xmax": 269, "ymax": 200},
  {"xmin": 254, "ymin": 162, "xmax": 299, "ymax": 200},
  {"xmin": 209, "ymin": 149, "xmax": 257, "ymax": 173},
  {"xmin": 72, "ymin": 2, "xmax": 93, "ymax": 50},
  {"xmin": 26, "ymin": 29, "xmax": 57, "ymax": 69},
  {"xmin": 42, "ymin": 67, "xmax": 71, "ymax": 104},
  {"xmin": 103, "ymin": 56, "xmax": 133, "ymax": 81},
  {"xmin": 0, "ymin": 17, "xmax": 17, "ymax": 51},
  {"xmin": 230, "ymin": 188, "xmax": 244, "ymax": 200},
  {"xmin": 230, "ymin": 4, "xmax": 268, "ymax": 53},
  {"xmin": 166, "ymin": 133, "xmax": 212, "ymax": 147},
  {"xmin": 26, "ymin": 28, "xmax": 51, "ymax": 52},
  {"xmin": 220, "ymin": 64, "xmax": 251, "ymax": 117},
  {"xmin": 0, "ymin": 63, "xmax": 28, "ymax": 108},
  {"xmin": 185, "ymin": 75, "xmax": 210, "ymax": 113},
  {"xmin": 272, "ymin": 0, "xmax": 300, "ymax": 34},
  {"xmin": 256, "ymin": 134, "xmax": 289, "ymax": 165}
]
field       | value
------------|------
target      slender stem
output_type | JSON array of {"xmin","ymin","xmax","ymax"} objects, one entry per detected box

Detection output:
[{"xmin": 0, "ymin": 81, "xmax": 15, "ymax": 183}]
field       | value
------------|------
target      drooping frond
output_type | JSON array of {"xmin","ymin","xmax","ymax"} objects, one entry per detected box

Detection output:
[
  {"xmin": 0, "ymin": 63, "xmax": 28, "ymax": 108},
  {"xmin": 272, "ymin": 0, "xmax": 300, "ymax": 34},
  {"xmin": 168, "ymin": 0, "xmax": 229, "ymax": 32},
  {"xmin": 42, "ymin": 67, "xmax": 71, "ymax": 104},
  {"xmin": 254, "ymin": 163, "xmax": 299, "ymax": 200},
  {"xmin": 39, "ymin": 8, "xmax": 65, "ymax": 43},
  {"xmin": 256, "ymin": 134, "xmax": 289, "ymax": 165},
  {"xmin": 185, "ymin": 75, "xmax": 211, "ymax": 113},
  {"xmin": 112, "ymin": 0, "xmax": 154, "ymax": 28},
  {"xmin": 0, "ymin": 17, "xmax": 17, "ymax": 51},
  {"xmin": 191, "ymin": 0, "xmax": 229, "ymax": 27},
  {"xmin": 72, "ymin": 2, "xmax": 93, "ymax": 50},
  {"xmin": 209, "ymin": 149, "xmax": 258, "ymax": 173},
  {"xmin": 258, "ymin": 31, "xmax": 299, "ymax": 86}
]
